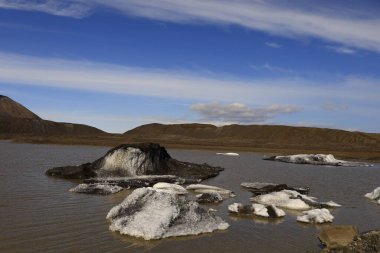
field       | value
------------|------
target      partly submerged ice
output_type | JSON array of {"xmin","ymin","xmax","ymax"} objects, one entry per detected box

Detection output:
[
  {"xmin": 69, "ymin": 183, "xmax": 123, "ymax": 195},
  {"xmin": 365, "ymin": 187, "xmax": 380, "ymax": 204},
  {"xmin": 186, "ymin": 184, "xmax": 235, "ymax": 198},
  {"xmin": 216, "ymin": 152, "xmax": 239, "ymax": 156},
  {"xmin": 297, "ymin": 208, "xmax": 334, "ymax": 223},
  {"xmin": 266, "ymin": 154, "xmax": 371, "ymax": 167},
  {"xmin": 106, "ymin": 187, "xmax": 229, "ymax": 240},
  {"xmin": 153, "ymin": 182, "xmax": 188, "ymax": 195},
  {"xmin": 228, "ymin": 203, "xmax": 285, "ymax": 218},
  {"xmin": 250, "ymin": 190, "xmax": 341, "ymax": 210}
]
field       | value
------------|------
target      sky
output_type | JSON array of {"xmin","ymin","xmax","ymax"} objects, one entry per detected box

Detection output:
[{"xmin": 0, "ymin": 0, "xmax": 379, "ymax": 133}]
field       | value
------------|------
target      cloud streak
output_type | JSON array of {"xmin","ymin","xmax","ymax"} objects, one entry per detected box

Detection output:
[
  {"xmin": 1, "ymin": 0, "xmax": 380, "ymax": 53},
  {"xmin": 0, "ymin": 51, "xmax": 379, "ymax": 105},
  {"xmin": 191, "ymin": 102, "xmax": 301, "ymax": 124}
]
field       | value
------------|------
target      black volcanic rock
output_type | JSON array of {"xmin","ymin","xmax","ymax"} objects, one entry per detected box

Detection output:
[{"xmin": 46, "ymin": 143, "xmax": 223, "ymax": 181}]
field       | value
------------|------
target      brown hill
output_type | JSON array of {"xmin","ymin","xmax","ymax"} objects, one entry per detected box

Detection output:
[
  {"xmin": 124, "ymin": 123, "xmax": 380, "ymax": 154},
  {"xmin": 0, "ymin": 95, "xmax": 104, "ymax": 136}
]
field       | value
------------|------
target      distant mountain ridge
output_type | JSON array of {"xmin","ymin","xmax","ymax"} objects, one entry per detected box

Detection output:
[
  {"xmin": 124, "ymin": 123, "xmax": 380, "ymax": 153},
  {"xmin": 0, "ymin": 95, "xmax": 104, "ymax": 136}
]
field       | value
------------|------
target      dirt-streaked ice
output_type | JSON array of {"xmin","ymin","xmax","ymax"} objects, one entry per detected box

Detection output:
[
  {"xmin": 69, "ymin": 183, "xmax": 123, "ymax": 195},
  {"xmin": 106, "ymin": 187, "xmax": 229, "ymax": 240}
]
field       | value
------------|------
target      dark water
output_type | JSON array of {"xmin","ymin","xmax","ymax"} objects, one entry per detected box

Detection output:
[{"xmin": 1, "ymin": 141, "xmax": 380, "ymax": 253}]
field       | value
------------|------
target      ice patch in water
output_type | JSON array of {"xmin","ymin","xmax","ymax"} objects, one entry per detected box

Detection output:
[
  {"xmin": 297, "ymin": 208, "xmax": 334, "ymax": 223},
  {"xmin": 69, "ymin": 183, "xmax": 123, "ymax": 195},
  {"xmin": 270, "ymin": 154, "xmax": 371, "ymax": 167},
  {"xmin": 186, "ymin": 184, "xmax": 235, "ymax": 198},
  {"xmin": 106, "ymin": 187, "xmax": 229, "ymax": 240},
  {"xmin": 153, "ymin": 182, "xmax": 188, "ymax": 195},
  {"xmin": 365, "ymin": 187, "xmax": 380, "ymax": 204}
]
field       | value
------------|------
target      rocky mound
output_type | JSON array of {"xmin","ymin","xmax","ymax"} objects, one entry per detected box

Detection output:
[
  {"xmin": 106, "ymin": 187, "xmax": 229, "ymax": 240},
  {"xmin": 46, "ymin": 143, "xmax": 223, "ymax": 181}
]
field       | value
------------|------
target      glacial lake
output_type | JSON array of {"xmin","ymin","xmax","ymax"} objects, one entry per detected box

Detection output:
[{"xmin": 1, "ymin": 141, "xmax": 380, "ymax": 253}]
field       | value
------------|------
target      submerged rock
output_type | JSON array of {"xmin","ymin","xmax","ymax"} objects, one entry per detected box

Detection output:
[
  {"xmin": 320, "ymin": 229, "xmax": 380, "ymax": 253},
  {"xmin": 186, "ymin": 184, "xmax": 235, "ymax": 198},
  {"xmin": 241, "ymin": 182, "xmax": 310, "ymax": 195},
  {"xmin": 69, "ymin": 183, "xmax": 123, "ymax": 195},
  {"xmin": 297, "ymin": 208, "xmax": 334, "ymax": 223},
  {"xmin": 319, "ymin": 225, "xmax": 358, "ymax": 249},
  {"xmin": 365, "ymin": 187, "xmax": 380, "ymax": 204},
  {"xmin": 250, "ymin": 190, "xmax": 341, "ymax": 210},
  {"xmin": 106, "ymin": 187, "xmax": 229, "ymax": 240},
  {"xmin": 84, "ymin": 175, "xmax": 197, "ymax": 189},
  {"xmin": 264, "ymin": 154, "xmax": 371, "ymax": 167},
  {"xmin": 196, "ymin": 192, "xmax": 223, "ymax": 203},
  {"xmin": 228, "ymin": 202, "xmax": 285, "ymax": 218}
]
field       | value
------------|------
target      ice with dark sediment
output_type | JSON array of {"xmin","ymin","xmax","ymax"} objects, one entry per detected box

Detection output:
[
  {"xmin": 106, "ymin": 187, "xmax": 229, "ymax": 240},
  {"xmin": 365, "ymin": 187, "xmax": 380, "ymax": 204},
  {"xmin": 297, "ymin": 208, "xmax": 334, "ymax": 223},
  {"xmin": 250, "ymin": 190, "xmax": 341, "ymax": 210},
  {"xmin": 196, "ymin": 192, "xmax": 224, "ymax": 203},
  {"xmin": 264, "ymin": 154, "xmax": 372, "ymax": 167},
  {"xmin": 228, "ymin": 203, "xmax": 285, "ymax": 218},
  {"xmin": 241, "ymin": 182, "xmax": 310, "ymax": 195},
  {"xmin": 69, "ymin": 183, "xmax": 123, "ymax": 195}
]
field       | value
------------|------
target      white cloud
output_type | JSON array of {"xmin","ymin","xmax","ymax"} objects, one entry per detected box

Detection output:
[
  {"xmin": 250, "ymin": 63, "xmax": 295, "ymax": 74},
  {"xmin": 191, "ymin": 102, "xmax": 301, "ymax": 123},
  {"xmin": 265, "ymin": 42, "xmax": 282, "ymax": 48},
  {"xmin": 0, "ymin": 51, "xmax": 380, "ymax": 105},
  {"xmin": 1, "ymin": 0, "xmax": 380, "ymax": 53},
  {"xmin": 326, "ymin": 45, "xmax": 356, "ymax": 55}
]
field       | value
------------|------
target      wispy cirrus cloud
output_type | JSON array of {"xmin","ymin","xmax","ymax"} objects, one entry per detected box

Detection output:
[
  {"xmin": 326, "ymin": 45, "xmax": 356, "ymax": 55},
  {"xmin": 191, "ymin": 102, "xmax": 301, "ymax": 124},
  {"xmin": 1, "ymin": 0, "xmax": 380, "ymax": 53},
  {"xmin": 265, "ymin": 42, "xmax": 282, "ymax": 48},
  {"xmin": 0, "ymin": 51, "xmax": 380, "ymax": 105}
]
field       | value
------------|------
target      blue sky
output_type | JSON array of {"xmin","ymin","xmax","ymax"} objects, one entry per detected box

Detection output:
[{"xmin": 0, "ymin": 0, "xmax": 379, "ymax": 133}]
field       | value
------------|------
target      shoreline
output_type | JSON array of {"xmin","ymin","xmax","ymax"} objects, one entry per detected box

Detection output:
[{"xmin": 2, "ymin": 135, "xmax": 380, "ymax": 162}]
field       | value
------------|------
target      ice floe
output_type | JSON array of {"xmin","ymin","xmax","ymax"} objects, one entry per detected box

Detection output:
[
  {"xmin": 365, "ymin": 187, "xmax": 380, "ymax": 204},
  {"xmin": 216, "ymin": 152, "xmax": 239, "ymax": 156},
  {"xmin": 106, "ymin": 187, "xmax": 229, "ymax": 240},
  {"xmin": 69, "ymin": 183, "xmax": 123, "ymax": 195},
  {"xmin": 264, "ymin": 154, "xmax": 371, "ymax": 167},
  {"xmin": 250, "ymin": 190, "xmax": 341, "ymax": 210},
  {"xmin": 228, "ymin": 203, "xmax": 285, "ymax": 218},
  {"xmin": 186, "ymin": 184, "xmax": 235, "ymax": 198},
  {"xmin": 297, "ymin": 208, "xmax": 334, "ymax": 223},
  {"xmin": 153, "ymin": 182, "xmax": 188, "ymax": 195}
]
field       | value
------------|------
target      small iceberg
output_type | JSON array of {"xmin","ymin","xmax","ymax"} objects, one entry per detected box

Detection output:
[
  {"xmin": 186, "ymin": 184, "xmax": 235, "ymax": 198},
  {"xmin": 264, "ymin": 154, "xmax": 371, "ymax": 167},
  {"xmin": 297, "ymin": 208, "xmax": 334, "ymax": 223},
  {"xmin": 69, "ymin": 183, "xmax": 123, "ymax": 195},
  {"xmin": 365, "ymin": 187, "xmax": 380, "ymax": 204},
  {"xmin": 153, "ymin": 182, "xmax": 188, "ymax": 195},
  {"xmin": 228, "ymin": 203, "xmax": 285, "ymax": 218},
  {"xmin": 216, "ymin": 152, "xmax": 239, "ymax": 156},
  {"xmin": 250, "ymin": 190, "xmax": 340, "ymax": 210},
  {"xmin": 106, "ymin": 187, "xmax": 229, "ymax": 240}
]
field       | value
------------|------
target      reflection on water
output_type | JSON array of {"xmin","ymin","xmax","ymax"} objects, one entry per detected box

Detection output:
[{"xmin": 0, "ymin": 141, "xmax": 380, "ymax": 253}]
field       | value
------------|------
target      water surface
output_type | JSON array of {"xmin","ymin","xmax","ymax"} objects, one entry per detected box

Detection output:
[{"xmin": 1, "ymin": 141, "xmax": 379, "ymax": 253}]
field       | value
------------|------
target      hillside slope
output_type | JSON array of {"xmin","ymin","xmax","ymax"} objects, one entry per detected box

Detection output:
[{"xmin": 0, "ymin": 95, "xmax": 104, "ymax": 136}]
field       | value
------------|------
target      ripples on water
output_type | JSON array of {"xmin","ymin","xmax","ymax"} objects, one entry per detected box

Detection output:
[{"xmin": 0, "ymin": 141, "xmax": 379, "ymax": 253}]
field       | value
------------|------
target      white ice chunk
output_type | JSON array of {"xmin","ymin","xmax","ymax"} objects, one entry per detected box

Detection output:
[
  {"xmin": 186, "ymin": 184, "xmax": 235, "ymax": 197},
  {"xmin": 216, "ymin": 152, "xmax": 239, "ymax": 156},
  {"xmin": 297, "ymin": 209, "xmax": 334, "ymax": 223},
  {"xmin": 251, "ymin": 190, "xmax": 310, "ymax": 210},
  {"xmin": 365, "ymin": 187, "xmax": 380, "ymax": 201},
  {"xmin": 252, "ymin": 204, "xmax": 269, "ymax": 217},
  {"xmin": 269, "ymin": 205, "xmax": 286, "ymax": 217},
  {"xmin": 153, "ymin": 182, "xmax": 188, "ymax": 195},
  {"xmin": 106, "ymin": 187, "xmax": 229, "ymax": 240},
  {"xmin": 228, "ymin": 203, "xmax": 244, "ymax": 213}
]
